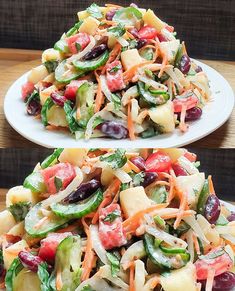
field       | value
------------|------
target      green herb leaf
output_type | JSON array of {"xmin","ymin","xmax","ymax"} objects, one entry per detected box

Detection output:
[
  {"xmin": 87, "ymin": 3, "xmax": 103, "ymax": 19},
  {"xmin": 100, "ymin": 149, "xmax": 127, "ymax": 169},
  {"xmin": 5, "ymin": 258, "xmax": 24, "ymax": 291},
  {"xmin": 106, "ymin": 252, "xmax": 120, "ymax": 277},
  {"xmin": 140, "ymin": 48, "xmax": 154, "ymax": 61},
  {"xmin": 64, "ymin": 100, "xmax": 81, "ymax": 133},
  {"xmin": 133, "ymin": 171, "xmax": 145, "ymax": 186},
  {"xmin": 111, "ymin": 94, "xmax": 121, "ymax": 111},
  {"xmin": 109, "ymin": 65, "xmax": 121, "ymax": 73},
  {"xmin": 103, "ymin": 209, "xmax": 121, "ymax": 223},
  {"xmin": 150, "ymin": 186, "xmax": 168, "ymax": 204},
  {"xmin": 41, "ymin": 97, "xmax": 54, "ymax": 126},
  {"xmin": 54, "ymin": 176, "xmax": 63, "ymax": 192},
  {"xmin": 108, "ymin": 24, "xmax": 126, "ymax": 38},
  {"xmin": 25, "ymin": 89, "xmax": 39, "ymax": 105},
  {"xmin": 43, "ymin": 60, "xmax": 58, "ymax": 73},
  {"xmin": 92, "ymin": 116, "xmax": 104, "ymax": 129},
  {"xmin": 66, "ymin": 21, "xmax": 83, "ymax": 37},
  {"xmin": 140, "ymin": 127, "xmax": 156, "ymax": 138},
  {"xmin": 38, "ymin": 262, "xmax": 53, "ymax": 291},
  {"xmin": 8, "ymin": 202, "xmax": 31, "ymax": 222},
  {"xmin": 128, "ymin": 39, "xmax": 138, "ymax": 49},
  {"xmin": 75, "ymin": 42, "xmax": 81, "ymax": 52},
  {"xmin": 120, "ymin": 183, "xmax": 129, "ymax": 191},
  {"xmin": 0, "ymin": 248, "xmax": 3, "ymax": 267}
]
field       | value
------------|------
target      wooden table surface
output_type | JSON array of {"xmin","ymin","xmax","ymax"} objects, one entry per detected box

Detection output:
[{"xmin": 0, "ymin": 48, "xmax": 234, "ymax": 148}]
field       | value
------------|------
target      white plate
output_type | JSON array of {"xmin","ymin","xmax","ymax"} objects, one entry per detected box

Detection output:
[
  {"xmin": 4, "ymin": 60, "xmax": 234, "ymax": 148},
  {"xmin": 221, "ymin": 200, "xmax": 235, "ymax": 212}
]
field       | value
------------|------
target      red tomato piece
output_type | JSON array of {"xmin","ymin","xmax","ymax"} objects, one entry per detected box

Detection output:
[
  {"xmin": 195, "ymin": 247, "xmax": 233, "ymax": 280},
  {"xmin": 172, "ymin": 163, "xmax": 188, "ymax": 176},
  {"xmin": 38, "ymin": 232, "xmax": 72, "ymax": 264},
  {"xmin": 106, "ymin": 60, "xmax": 125, "ymax": 92},
  {"xmin": 66, "ymin": 33, "xmax": 90, "ymax": 54},
  {"xmin": 64, "ymin": 80, "xmax": 86, "ymax": 101},
  {"xmin": 21, "ymin": 82, "xmax": 35, "ymax": 101},
  {"xmin": 41, "ymin": 162, "xmax": 76, "ymax": 194},
  {"xmin": 156, "ymin": 33, "xmax": 168, "ymax": 42},
  {"xmin": 145, "ymin": 151, "xmax": 172, "ymax": 173},
  {"xmin": 184, "ymin": 151, "xmax": 197, "ymax": 162},
  {"xmin": 138, "ymin": 26, "xmax": 158, "ymax": 39},
  {"xmin": 173, "ymin": 95, "xmax": 199, "ymax": 113},
  {"xmin": 99, "ymin": 203, "xmax": 127, "ymax": 250}
]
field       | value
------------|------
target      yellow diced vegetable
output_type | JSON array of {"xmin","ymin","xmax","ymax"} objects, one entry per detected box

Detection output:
[
  {"xmin": 6, "ymin": 185, "xmax": 38, "ymax": 207},
  {"xmin": 7, "ymin": 221, "xmax": 25, "ymax": 238},
  {"xmin": 79, "ymin": 16, "xmax": 99, "ymax": 35},
  {"xmin": 159, "ymin": 148, "xmax": 186, "ymax": 162},
  {"xmin": 41, "ymin": 48, "xmax": 62, "ymax": 63},
  {"xmin": 39, "ymin": 84, "xmax": 57, "ymax": 105},
  {"xmin": 59, "ymin": 148, "xmax": 88, "ymax": 167},
  {"xmin": 0, "ymin": 210, "xmax": 16, "ymax": 235},
  {"xmin": 47, "ymin": 105, "xmax": 68, "ymax": 127},
  {"xmin": 27, "ymin": 65, "xmax": 48, "ymax": 84},
  {"xmin": 159, "ymin": 40, "xmax": 180, "ymax": 62},
  {"xmin": 101, "ymin": 167, "xmax": 115, "ymax": 187},
  {"xmin": 13, "ymin": 268, "xmax": 41, "ymax": 291},
  {"xmin": 121, "ymin": 49, "xmax": 143, "ymax": 71},
  {"xmin": 143, "ymin": 9, "xmax": 165, "ymax": 32}
]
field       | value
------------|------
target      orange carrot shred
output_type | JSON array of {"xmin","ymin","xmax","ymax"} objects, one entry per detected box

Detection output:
[
  {"xmin": 129, "ymin": 262, "xmax": 135, "ymax": 291},
  {"xmin": 94, "ymin": 70, "xmax": 105, "ymax": 113},
  {"xmin": 56, "ymin": 266, "xmax": 63, "ymax": 291},
  {"xmin": 127, "ymin": 160, "xmax": 141, "ymax": 173},
  {"xmin": 127, "ymin": 102, "xmax": 136, "ymax": 140},
  {"xmin": 123, "ymin": 61, "xmax": 152, "ymax": 82},
  {"xmin": 208, "ymin": 175, "xmax": 215, "ymax": 194},
  {"xmin": 101, "ymin": 43, "xmax": 121, "ymax": 74},
  {"xmin": 33, "ymin": 216, "xmax": 49, "ymax": 230},
  {"xmin": 193, "ymin": 233, "xmax": 201, "ymax": 255}
]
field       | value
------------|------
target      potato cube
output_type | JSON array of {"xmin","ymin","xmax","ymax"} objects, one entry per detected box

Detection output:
[
  {"xmin": 39, "ymin": 85, "xmax": 57, "ymax": 105},
  {"xmin": 79, "ymin": 16, "xmax": 99, "ymax": 35},
  {"xmin": 41, "ymin": 48, "xmax": 62, "ymax": 63},
  {"xmin": 6, "ymin": 185, "xmax": 38, "ymax": 207},
  {"xmin": 143, "ymin": 9, "xmax": 165, "ymax": 32},
  {"xmin": 59, "ymin": 148, "xmax": 88, "ymax": 167},
  {"xmin": 0, "ymin": 210, "xmax": 15, "ymax": 235},
  {"xmin": 47, "ymin": 105, "xmax": 68, "ymax": 127},
  {"xmin": 121, "ymin": 49, "xmax": 143, "ymax": 71},
  {"xmin": 7, "ymin": 222, "xmax": 25, "ymax": 238},
  {"xmin": 27, "ymin": 65, "xmax": 48, "ymax": 84},
  {"xmin": 159, "ymin": 148, "xmax": 186, "ymax": 162},
  {"xmin": 3, "ymin": 240, "xmax": 29, "ymax": 270},
  {"xmin": 159, "ymin": 40, "xmax": 180, "ymax": 62},
  {"xmin": 120, "ymin": 186, "xmax": 151, "ymax": 218}
]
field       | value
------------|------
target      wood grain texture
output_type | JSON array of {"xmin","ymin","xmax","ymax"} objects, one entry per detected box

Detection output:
[
  {"xmin": 0, "ymin": 50, "xmax": 234, "ymax": 148},
  {"xmin": 0, "ymin": 0, "xmax": 234, "ymax": 60}
]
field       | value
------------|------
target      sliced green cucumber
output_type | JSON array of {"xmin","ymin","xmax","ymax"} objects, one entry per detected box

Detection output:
[
  {"xmin": 23, "ymin": 172, "xmax": 47, "ymax": 194},
  {"xmin": 25, "ymin": 202, "xmax": 69, "ymax": 238},
  {"xmin": 197, "ymin": 179, "xmax": 209, "ymax": 214},
  {"xmin": 41, "ymin": 148, "xmax": 64, "ymax": 169},
  {"xmin": 51, "ymin": 189, "xmax": 103, "ymax": 219},
  {"xmin": 54, "ymin": 39, "xmax": 69, "ymax": 54},
  {"xmin": 73, "ymin": 50, "xmax": 109, "ymax": 72},
  {"xmin": 5, "ymin": 258, "xmax": 23, "ymax": 291},
  {"xmin": 55, "ymin": 60, "xmax": 84, "ymax": 83}
]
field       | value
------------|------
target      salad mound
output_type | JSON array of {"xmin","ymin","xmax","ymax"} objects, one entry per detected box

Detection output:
[
  {"xmin": 21, "ymin": 3, "xmax": 211, "ymax": 140},
  {"xmin": 0, "ymin": 148, "xmax": 235, "ymax": 291}
]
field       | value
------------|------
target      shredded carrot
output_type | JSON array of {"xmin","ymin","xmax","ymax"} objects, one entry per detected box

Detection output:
[
  {"xmin": 81, "ymin": 218, "xmax": 96, "ymax": 281},
  {"xmin": 127, "ymin": 102, "xmax": 136, "ymax": 140},
  {"xmin": 208, "ymin": 175, "xmax": 215, "ymax": 194},
  {"xmin": 56, "ymin": 266, "xmax": 63, "ymax": 291},
  {"xmin": 123, "ymin": 203, "xmax": 168, "ymax": 233},
  {"xmin": 125, "ymin": 30, "xmax": 135, "ymax": 39},
  {"xmin": 129, "ymin": 262, "xmax": 135, "ymax": 291},
  {"xmin": 193, "ymin": 233, "xmax": 201, "ymax": 255},
  {"xmin": 101, "ymin": 43, "xmax": 121, "ymax": 74},
  {"xmin": 123, "ymin": 61, "xmax": 152, "ymax": 82},
  {"xmin": 158, "ymin": 45, "xmax": 168, "ymax": 78},
  {"xmin": 33, "ymin": 216, "xmax": 49, "ymax": 229},
  {"xmin": 92, "ymin": 178, "xmax": 121, "ymax": 224},
  {"xmin": 168, "ymin": 176, "xmax": 175, "ymax": 202},
  {"xmin": 127, "ymin": 160, "xmax": 140, "ymax": 173},
  {"xmin": 161, "ymin": 209, "xmax": 193, "ymax": 220},
  {"xmin": 76, "ymin": 105, "xmax": 81, "ymax": 120},
  {"xmin": 94, "ymin": 70, "xmax": 105, "ymax": 113},
  {"xmin": 206, "ymin": 269, "xmax": 215, "ymax": 291},
  {"xmin": 179, "ymin": 104, "xmax": 189, "ymax": 132}
]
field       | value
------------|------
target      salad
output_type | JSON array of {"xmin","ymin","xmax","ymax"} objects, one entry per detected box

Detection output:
[
  {"xmin": 0, "ymin": 148, "xmax": 235, "ymax": 291},
  {"xmin": 21, "ymin": 3, "xmax": 211, "ymax": 140}
]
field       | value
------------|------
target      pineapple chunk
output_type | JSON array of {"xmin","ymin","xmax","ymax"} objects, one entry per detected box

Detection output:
[
  {"xmin": 159, "ymin": 148, "xmax": 186, "ymax": 162},
  {"xmin": 175, "ymin": 173, "xmax": 205, "ymax": 208},
  {"xmin": 7, "ymin": 222, "xmax": 25, "ymax": 238},
  {"xmin": 47, "ymin": 105, "xmax": 68, "ymax": 127},
  {"xmin": 77, "ymin": 7, "xmax": 109, "ymax": 20},
  {"xmin": 108, "ymin": 34, "xmax": 117, "ymax": 49},
  {"xmin": 59, "ymin": 148, "xmax": 88, "ymax": 167},
  {"xmin": 0, "ymin": 210, "xmax": 16, "ymax": 235},
  {"xmin": 13, "ymin": 268, "xmax": 41, "ymax": 291},
  {"xmin": 27, "ymin": 65, "xmax": 48, "ymax": 84},
  {"xmin": 120, "ymin": 186, "xmax": 151, "ymax": 218},
  {"xmin": 101, "ymin": 167, "xmax": 115, "ymax": 187},
  {"xmin": 159, "ymin": 40, "xmax": 180, "ymax": 62},
  {"xmin": 160, "ymin": 262, "xmax": 197, "ymax": 291},
  {"xmin": 39, "ymin": 85, "xmax": 57, "ymax": 105},
  {"xmin": 149, "ymin": 101, "xmax": 175, "ymax": 133},
  {"xmin": 42, "ymin": 48, "xmax": 62, "ymax": 63},
  {"xmin": 121, "ymin": 49, "xmax": 143, "ymax": 71},
  {"xmin": 143, "ymin": 9, "xmax": 165, "ymax": 32},
  {"xmin": 3, "ymin": 240, "xmax": 28, "ymax": 270},
  {"xmin": 197, "ymin": 214, "xmax": 220, "ymax": 246},
  {"xmin": 42, "ymin": 72, "xmax": 55, "ymax": 83},
  {"xmin": 79, "ymin": 16, "xmax": 99, "ymax": 35},
  {"xmin": 6, "ymin": 185, "xmax": 38, "ymax": 207}
]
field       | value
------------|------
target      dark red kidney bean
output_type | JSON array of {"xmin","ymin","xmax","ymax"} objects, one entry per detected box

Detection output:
[
  {"xmin": 227, "ymin": 212, "xmax": 235, "ymax": 222},
  {"xmin": 141, "ymin": 172, "xmax": 158, "ymax": 187},
  {"xmin": 100, "ymin": 121, "xmax": 128, "ymax": 139},
  {"xmin": 204, "ymin": 194, "xmax": 221, "ymax": 224},
  {"xmin": 51, "ymin": 92, "xmax": 67, "ymax": 106},
  {"xmin": 129, "ymin": 28, "xmax": 139, "ymax": 39},
  {"xmin": 83, "ymin": 44, "xmax": 108, "ymax": 60},
  {"xmin": 18, "ymin": 251, "xmax": 43, "ymax": 272},
  {"xmin": 130, "ymin": 156, "xmax": 146, "ymax": 171},
  {"xmin": 195, "ymin": 66, "xmax": 203, "ymax": 73},
  {"xmin": 106, "ymin": 9, "xmax": 117, "ymax": 20},
  {"xmin": 137, "ymin": 39, "xmax": 148, "ymax": 49},
  {"xmin": 27, "ymin": 100, "xmax": 41, "ymax": 116},
  {"xmin": 172, "ymin": 163, "xmax": 188, "ymax": 176},
  {"xmin": 200, "ymin": 272, "xmax": 235, "ymax": 291},
  {"xmin": 179, "ymin": 54, "xmax": 191, "ymax": 74},
  {"xmin": 185, "ymin": 107, "xmax": 202, "ymax": 122},
  {"xmin": 63, "ymin": 179, "xmax": 101, "ymax": 203}
]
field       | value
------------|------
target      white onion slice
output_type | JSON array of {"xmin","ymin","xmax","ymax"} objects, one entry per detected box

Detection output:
[
  {"xmin": 138, "ymin": 75, "xmax": 168, "ymax": 91},
  {"xmin": 183, "ymin": 215, "xmax": 209, "ymax": 244},
  {"xmin": 98, "ymin": 265, "xmax": 129, "ymax": 290},
  {"xmin": 76, "ymin": 276, "xmax": 122, "ymax": 291},
  {"xmin": 164, "ymin": 66, "xmax": 183, "ymax": 90},
  {"xmin": 114, "ymin": 168, "xmax": 132, "ymax": 183},
  {"xmin": 117, "ymin": 37, "xmax": 129, "ymax": 47},
  {"xmin": 122, "ymin": 85, "xmax": 139, "ymax": 106},
  {"xmin": 90, "ymin": 225, "xmax": 108, "ymax": 265},
  {"xmin": 120, "ymin": 241, "xmax": 146, "ymax": 270},
  {"xmin": 134, "ymin": 260, "xmax": 146, "ymax": 291},
  {"xmin": 185, "ymin": 229, "xmax": 195, "ymax": 262},
  {"xmin": 100, "ymin": 75, "xmax": 113, "ymax": 102}
]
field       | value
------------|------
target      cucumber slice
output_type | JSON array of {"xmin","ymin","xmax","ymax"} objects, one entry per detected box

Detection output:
[
  {"xmin": 197, "ymin": 179, "xmax": 209, "ymax": 214},
  {"xmin": 41, "ymin": 148, "xmax": 64, "ymax": 169},
  {"xmin": 23, "ymin": 172, "xmax": 47, "ymax": 194},
  {"xmin": 54, "ymin": 39, "xmax": 69, "ymax": 54},
  {"xmin": 113, "ymin": 7, "xmax": 142, "ymax": 26},
  {"xmin": 55, "ymin": 60, "xmax": 84, "ymax": 83},
  {"xmin": 73, "ymin": 50, "xmax": 109, "ymax": 72},
  {"xmin": 51, "ymin": 189, "xmax": 103, "ymax": 219},
  {"xmin": 5, "ymin": 258, "xmax": 23, "ymax": 291},
  {"xmin": 25, "ymin": 202, "xmax": 69, "ymax": 238}
]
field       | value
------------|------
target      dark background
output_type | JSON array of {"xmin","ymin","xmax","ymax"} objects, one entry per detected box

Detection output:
[
  {"xmin": 0, "ymin": 148, "xmax": 234, "ymax": 201},
  {"xmin": 0, "ymin": 0, "xmax": 234, "ymax": 60}
]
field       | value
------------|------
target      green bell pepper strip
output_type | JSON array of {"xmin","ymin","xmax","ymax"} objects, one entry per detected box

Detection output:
[
  {"xmin": 113, "ymin": 7, "xmax": 142, "ymax": 26},
  {"xmin": 25, "ymin": 202, "xmax": 70, "ymax": 238},
  {"xmin": 55, "ymin": 60, "xmax": 84, "ymax": 83},
  {"xmin": 41, "ymin": 148, "xmax": 64, "ymax": 169},
  {"xmin": 5, "ymin": 258, "xmax": 24, "ymax": 291},
  {"xmin": 197, "ymin": 179, "xmax": 209, "ymax": 214},
  {"xmin": 174, "ymin": 44, "xmax": 183, "ymax": 68},
  {"xmin": 41, "ymin": 97, "xmax": 54, "ymax": 126},
  {"xmin": 159, "ymin": 244, "xmax": 188, "ymax": 254},
  {"xmin": 54, "ymin": 39, "xmax": 70, "ymax": 54},
  {"xmin": 144, "ymin": 234, "xmax": 190, "ymax": 270},
  {"xmin": 137, "ymin": 82, "xmax": 168, "ymax": 106},
  {"xmin": 66, "ymin": 21, "xmax": 83, "ymax": 37},
  {"xmin": 50, "ymin": 189, "xmax": 103, "ymax": 219},
  {"xmin": 23, "ymin": 172, "xmax": 47, "ymax": 194},
  {"xmin": 73, "ymin": 50, "xmax": 109, "ymax": 72}
]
